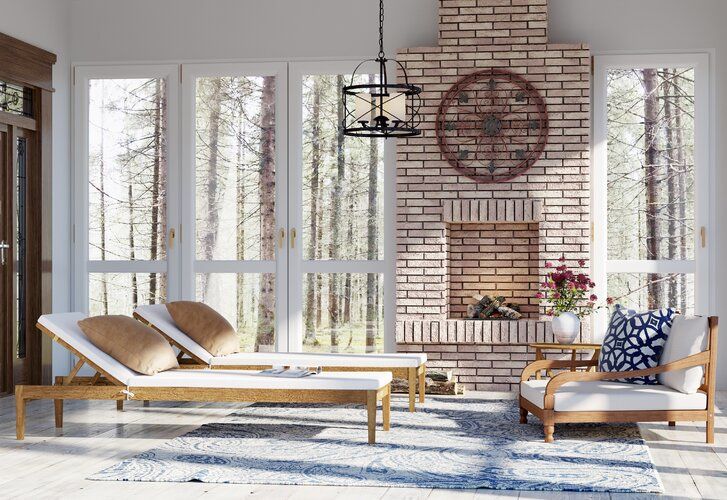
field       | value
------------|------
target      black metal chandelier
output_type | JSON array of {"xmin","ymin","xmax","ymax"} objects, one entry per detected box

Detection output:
[{"xmin": 342, "ymin": 0, "xmax": 422, "ymax": 138}]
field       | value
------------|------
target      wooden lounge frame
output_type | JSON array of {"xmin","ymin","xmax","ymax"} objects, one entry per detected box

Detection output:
[
  {"xmin": 519, "ymin": 317, "xmax": 718, "ymax": 444},
  {"xmin": 15, "ymin": 323, "xmax": 391, "ymax": 444},
  {"xmin": 134, "ymin": 311, "xmax": 426, "ymax": 412}
]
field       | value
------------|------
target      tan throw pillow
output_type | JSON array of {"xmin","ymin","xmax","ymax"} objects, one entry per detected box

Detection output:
[
  {"xmin": 165, "ymin": 301, "xmax": 239, "ymax": 356},
  {"xmin": 78, "ymin": 315, "xmax": 179, "ymax": 375}
]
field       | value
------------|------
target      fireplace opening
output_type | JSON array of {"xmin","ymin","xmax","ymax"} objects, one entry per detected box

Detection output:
[{"xmin": 447, "ymin": 222, "xmax": 540, "ymax": 319}]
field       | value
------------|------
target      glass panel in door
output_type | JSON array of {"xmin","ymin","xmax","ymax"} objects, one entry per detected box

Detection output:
[
  {"xmin": 295, "ymin": 70, "xmax": 385, "ymax": 354},
  {"xmin": 87, "ymin": 77, "xmax": 170, "ymax": 312},
  {"xmin": 605, "ymin": 67, "xmax": 697, "ymax": 311},
  {"xmin": 192, "ymin": 72, "xmax": 281, "ymax": 352}
]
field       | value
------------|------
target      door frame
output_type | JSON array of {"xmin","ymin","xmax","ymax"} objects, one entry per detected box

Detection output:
[
  {"xmin": 288, "ymin": 61, "xmax": 395, "ymax": 353},
  {"xmin": 180, "ymin": 62, "xmax": 289, "ymax": 352},
  {"xmin": 72, "ymin": 64, "xmax": 181, "ymax": 312},
  {"xmin": 591, "ymin": 53, "xmax": 713, "ymax": 335}
]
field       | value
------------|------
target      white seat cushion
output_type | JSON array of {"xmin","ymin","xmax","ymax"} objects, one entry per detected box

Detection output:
[
  {"xmin": 38, "ymin": 313, "xmax": 139, "ymax": 385},
  {"xmin": 128, "ymin": 369, "xmax": 392, "ymax": 391},
  {"xmin": 521, "ymin": 379, "xmax": 707, "ymax": 412},
  {"xmin": 136, "ymin": 304, "xmax": 426, "ymax": 368},
  {"xmin": 211, "ymin": 351, "xmax": 427, "ymax": 368}
]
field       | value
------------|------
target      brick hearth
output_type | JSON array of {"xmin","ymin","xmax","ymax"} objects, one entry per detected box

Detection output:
[{"xmin": 395, "ymin": 0, "xmax": 592, "ymax": 391}]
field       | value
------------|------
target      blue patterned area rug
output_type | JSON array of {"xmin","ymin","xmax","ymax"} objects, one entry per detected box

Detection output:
[{"xmin": 89, "ymin": 398, "xmax": 663, "ymax": 493}]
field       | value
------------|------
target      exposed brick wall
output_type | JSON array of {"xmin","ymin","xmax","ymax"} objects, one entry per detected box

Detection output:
[
  {"xmin": 395, "ymin": 0, "xmax": 591, "ymax": 392},
  {"xmin": 448, "ymin": 222, "xmax": 539, "ymax": 318}
]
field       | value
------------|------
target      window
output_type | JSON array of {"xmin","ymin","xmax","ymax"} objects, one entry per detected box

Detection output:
[
  {"xmin": 75, "ymin": 66, "xmax": 178, "ymax": 317},
  {"xmin": 593, "ymin": 54, "xmax": 711, "ymax": 328},
  {"xmin": 74, "ymin": 62, "xmax": 394, "ymax": 354}
]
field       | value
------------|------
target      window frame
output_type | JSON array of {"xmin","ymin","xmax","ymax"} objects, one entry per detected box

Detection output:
[
  {"xmin": 592, "ymin": 53, "xmax": 713, "ymax": 333},
  {"xmin": 73, "ymin": 64, "xmax": 181, "ymax": 313}
]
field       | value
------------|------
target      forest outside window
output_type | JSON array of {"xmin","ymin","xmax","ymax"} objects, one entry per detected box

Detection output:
[{"xmin": 593, "ymin": 54, "xmax": 711, "ymax": 320}]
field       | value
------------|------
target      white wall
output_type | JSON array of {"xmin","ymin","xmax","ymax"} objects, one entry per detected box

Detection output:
[
  {"xmin": 69, "ymin": 0, "xmax": 439, "ymax": 62},
  {"xmin": 0, "ymin": 0, "xmax": 72, "ymax": 376},
  {"xmin": 4, "ymin": 0, "xmax": 725, "ymax": 385}
]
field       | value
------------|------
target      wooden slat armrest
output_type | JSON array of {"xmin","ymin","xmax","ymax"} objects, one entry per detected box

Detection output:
[
  {"xmin": 544, "ymin": 351, "xmax": 710, "ymax": 406},
  {"xmin": 520, "ymin": 359, "xmax": 598, "ymax": 381}
]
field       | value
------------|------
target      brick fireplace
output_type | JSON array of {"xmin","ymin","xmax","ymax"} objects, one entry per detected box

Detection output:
[{"xmin": 395, "ymin": 0, "xmax": 592, "ymax": 391}]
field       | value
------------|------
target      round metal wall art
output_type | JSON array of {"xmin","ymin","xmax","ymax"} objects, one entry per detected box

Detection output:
[{"xmin": 436, "ymin": 69, "xmax": 549, "ymax": 183}]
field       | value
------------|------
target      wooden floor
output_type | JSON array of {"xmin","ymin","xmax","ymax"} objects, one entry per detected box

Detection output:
[{"xmin": 0, "ymin": 391, "xmax": 725, "ymax": 499}]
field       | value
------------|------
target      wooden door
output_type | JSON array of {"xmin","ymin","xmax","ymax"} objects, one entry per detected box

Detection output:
[{"xmin": 0, "ymin": 123, "xmax": 9, "ymax": 393}]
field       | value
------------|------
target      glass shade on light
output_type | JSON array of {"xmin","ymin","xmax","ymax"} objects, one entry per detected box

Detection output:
[{"xmin": 353, "ymin": 91, "xmax": 407, "ymax": 125}]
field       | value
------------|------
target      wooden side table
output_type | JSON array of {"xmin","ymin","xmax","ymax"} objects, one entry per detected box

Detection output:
[{"xmin": 528, "ymin": 343, "xmax": 602, "ymax": 379}]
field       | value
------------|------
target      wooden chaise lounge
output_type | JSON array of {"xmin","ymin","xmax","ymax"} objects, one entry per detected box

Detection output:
[
  {"xmin": 16, "ymin": 313, "xmax": 392, "ymax": 444},
  {"xmin": 519, "ymin": 316, "xmax": 718, "ymax": 443},
  {"xmin": 134, "ymin": 304, "xmax": 427, "ymax": 412}
]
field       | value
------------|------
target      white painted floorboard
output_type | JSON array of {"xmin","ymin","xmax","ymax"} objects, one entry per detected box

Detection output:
[{"xmin": 0, "ymin": 391, "xmax": 723, "ymax": 499}]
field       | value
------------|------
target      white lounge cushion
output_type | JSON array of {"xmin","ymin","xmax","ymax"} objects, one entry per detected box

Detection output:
[
  {"xmin": 521, "ymin": 379, "xmax": 706, "ymax": 412},
  {"xmin": 135, "ymin": 304, "xmax": 213, "ymax": 364},
  {"xmin": 658, "ymin": 315, "xmax": 708, "ymax": 394},
  {"xmin": 128, "ymin": 369, "xmax": 391, "ymax": 391},
  {"xmin": 135, "ymin": 304, "xmax": 426, "ymax": 368},
  {"xmin": 38, "ymin": 313, "xmax": 139, "ymax": 385},
  {"xmin": 210, "ymin": 351, "xmax": 427, "ymax": 368}
]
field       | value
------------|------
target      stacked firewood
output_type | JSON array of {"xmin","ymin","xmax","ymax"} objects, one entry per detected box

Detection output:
[
  {"xmin": 392, "ymin": 370, "xmax": 464, "ymax": 396},
  {"xmin": 467, "ymin": 294, "xmax": 522, "ymax": 320}
]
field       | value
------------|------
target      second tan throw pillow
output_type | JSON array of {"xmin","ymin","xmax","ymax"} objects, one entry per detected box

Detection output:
[
  {"xmin": 166, "ymin": 301, "xmax": 240, "ymax": 356},
  {"xmin": 78, "ymin": 315, "xmax": 179, "ymax": 375}
]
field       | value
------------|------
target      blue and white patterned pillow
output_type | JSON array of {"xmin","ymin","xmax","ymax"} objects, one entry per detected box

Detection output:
[{"xmin": 598, "ymin": 305, "xmax": 676, "ymax": 384}]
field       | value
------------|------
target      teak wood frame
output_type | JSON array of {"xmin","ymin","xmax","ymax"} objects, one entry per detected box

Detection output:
[
  {"xmin": 519, "ymin": 317, "xmax": 718, "ymax": 444},
  {"xmin": 15, "ymin": 323, "xmax": 391, "ymax": 443},
  {"xmin": 134, "ymin": 311, "xmax": 426, "ymax": 412}
]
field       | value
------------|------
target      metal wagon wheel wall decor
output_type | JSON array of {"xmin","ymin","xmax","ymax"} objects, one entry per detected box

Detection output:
[{"xmin": 436, "ymin": 69, "xmax": 549, "ymax": 183}]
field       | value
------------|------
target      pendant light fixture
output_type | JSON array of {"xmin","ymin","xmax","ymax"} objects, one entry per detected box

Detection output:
[{"xmin": 342, "ymin": 0, "xmax": 422, "ymax": 138}]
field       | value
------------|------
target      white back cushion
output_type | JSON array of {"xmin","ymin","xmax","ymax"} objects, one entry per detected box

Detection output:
[
  {"xmin": 38, "ymin": 313, "xmax": 138, "ymax": 385},
  {"xmin": 134, "ymin": 304, "xmax": 214, "ymax": 364},
  {"xmin": 657, "ymin": 315, "xmax": 708, "ymax": 394}
]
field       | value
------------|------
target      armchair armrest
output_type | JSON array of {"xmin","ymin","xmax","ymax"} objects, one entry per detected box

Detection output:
[
  {"xmin": 520, "ymin": 359, "xmax": 598, "ymax": 382},
  {"xmin": 543, "ymin": 351, "xmax": 710, "ymax": 409}
]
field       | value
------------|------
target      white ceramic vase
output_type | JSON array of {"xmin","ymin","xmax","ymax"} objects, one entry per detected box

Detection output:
[{"xmin": 552, "ymin": 311, "xmax": 580, "ymax": 344}]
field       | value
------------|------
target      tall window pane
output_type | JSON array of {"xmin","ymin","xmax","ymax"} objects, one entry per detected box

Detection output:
[
  {"xmin": 195, "ymin": 76, "xmax": 276, "ymax": 262},
  {"xmin": 301, "ymin": 74, "xmax": 384, "ymax": 261},
  {"xmin": 605, "ymin": 67, "xmax": 696, "ymax": 310},
  {"xmin": 88, "ymin": 78, "xmax": 168, "ymax": 262}
]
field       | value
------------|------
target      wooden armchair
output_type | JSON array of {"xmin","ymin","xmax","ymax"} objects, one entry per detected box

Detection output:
[{"xmin": 519, "ymin": 317, "xmax": 718, "ymax": 443}]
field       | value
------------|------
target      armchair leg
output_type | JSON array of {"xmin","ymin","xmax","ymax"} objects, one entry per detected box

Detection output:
[
  {"xmin": 519, "ymin": 406, "xmax": 527, "ymax": 424},
  {"xmin": 544, "ymin": 425, "xmax": 555, "ymax": 443},
  {"xmin": 668, "ymin": 421, "xmax": 676, "ymax": 427},
  {"xmin": 707, "ymin": 414, "xmax": 714, "ymax": 444},
  {"xmin": 116, "ymin": 400, "xmax": 124, "ymax": 411}
]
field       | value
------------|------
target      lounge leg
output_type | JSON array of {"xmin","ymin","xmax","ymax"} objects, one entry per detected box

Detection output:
[
  {"xmin": 519, "ymin": 406, "xmax": 528, "ymax": 424},
  {"xmin": 418, "ymin": 366, "xmax": 426, "ymax": 404},
  {"xmin": 367, "ymin": 390, "xmax": 377, "ymax": 444},
  {"xmin": 668, "ymin": 421, "xmax": 676, "ymax": 427},
  {"xmin": 408, "ymin": 367, "xmax": 416, "ymax": 412},
  {"xmin": 15, "ymin": 386, "xmax": 26, "ymax": 441},
  {"xmin": 143, "ymin": 400, "xmax": 150, "ymax": 407},
  {"xmin": 116, "ymin": 400, "xmax": 124, "ymax": 411},
  {"xmin": 54, "ymin": 399, "xmax": 63, "ymax": 428},
  {"xmin": 544, "ymin": 425, "xmax": 555, "ymax": 443},
  {"xmin": 707, "ymin": 413, "xmax": 714, "ymax": 444},
  {"xmin": 383, "ymin": 388, "xmax": 391, "ymax": 431}
]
